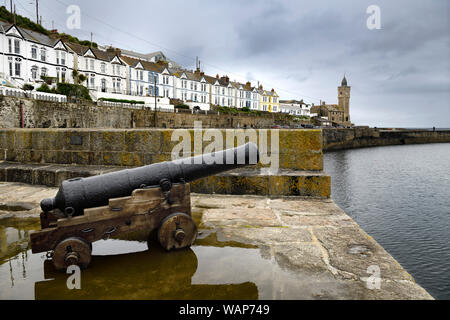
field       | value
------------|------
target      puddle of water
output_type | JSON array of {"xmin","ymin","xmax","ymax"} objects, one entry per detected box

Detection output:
[{"xmin": 0, "ymin": 218, "xmax": 344, "ymax": 300}]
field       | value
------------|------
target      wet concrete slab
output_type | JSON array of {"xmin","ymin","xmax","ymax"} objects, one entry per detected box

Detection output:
[{"xmin": 0, "ymin": 182, "xmax": 433, "ymax": 300}]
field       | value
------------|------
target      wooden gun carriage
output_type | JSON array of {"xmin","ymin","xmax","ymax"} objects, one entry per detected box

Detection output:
[{"xmin": 30, "ymin": 143, "xmax": 259, "ymax": 271}]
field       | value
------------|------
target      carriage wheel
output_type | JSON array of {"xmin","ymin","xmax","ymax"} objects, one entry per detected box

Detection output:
[
  {"xmin": 158, "ymin": 213, "xmax": 197, "ymax": 251},
  {"xmin": 53, "ymin": 237, "xmax": 92, "ymax": 271}
]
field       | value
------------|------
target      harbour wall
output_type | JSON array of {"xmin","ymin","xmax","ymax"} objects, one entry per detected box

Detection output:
[
  {"xmin": 0, "ymin": 96, "xmax": 298, "ymax": 129},
  {"xmin": 323, "ymin": 128, "xmax": 450, "ymax": 152},
  {"xmin": 0, "ymin": 128, "xmax": 330, "ymax": 197}
]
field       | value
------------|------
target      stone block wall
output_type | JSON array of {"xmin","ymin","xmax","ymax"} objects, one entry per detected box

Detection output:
[
  {"xmin": 323, "ymin": 128, "xmax": 450, "ymax": 151},
  {"xmin": 0, "ymin": 128, "xmax": 323, "ymax": 171},
  {"xmin": 0, "ymin": 128, "xmax": 330, "ymax": 197},
  {"xmin": 0, "ymin": 96, "xmax": 301, "ymax": 129}
]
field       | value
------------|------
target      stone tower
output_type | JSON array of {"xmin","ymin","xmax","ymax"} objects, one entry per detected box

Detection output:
[{"xmin": 338, "ymin": 76, "xmax": 351, "ymax": 125}]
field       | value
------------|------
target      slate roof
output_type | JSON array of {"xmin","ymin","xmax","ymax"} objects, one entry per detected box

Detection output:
[{"xmin": 120, "ymin": 55, "xmax": 167, "ymax": 73}]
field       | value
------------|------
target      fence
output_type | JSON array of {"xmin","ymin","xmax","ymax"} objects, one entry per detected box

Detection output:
[
  {"xmin": 0, "ymin": 86, "xmax": 26, "ymax": 98},
  {"xmin": 31, "ymin": 91, "xmax": 67, "ymax": 103},
  {"xmin": 0, "ymin": 86, "xmax": 67, "ymax": 102},
  {"xmin": 97, "ymin": 99, "xmax": 175, "ymax": 112}
]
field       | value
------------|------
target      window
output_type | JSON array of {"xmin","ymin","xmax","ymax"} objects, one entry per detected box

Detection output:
[
  {"xmin": 190, "ymin": 82, "xmax": 193, "ymax": 90},
  {"xmin": 41, "ymin": 67, "xmax": 47, "ymax": 77},
  {"xmin": 56, "ymin": 67, "xmax": 60, "ymax": 81},
  {"xmin": 8, "ymin": 39, "xmax": 12, "ymax": 53},
  {"xmin": 8, "ymin": 62, "xmax": 13, "ymax": 76},
  {"xmin": 101, "ymin": 62, "xmax": 106, "ymax": 73},
  {"xmin": 140, "ymin": 71, "xmax": 143, "ymax": 81},
  {"xmin": 31, "ymin": 46, "xmax": 37, "ymax": 59},
  {"xmin": 15, "ymin": 62, "xmax": 21, "ymax": 77},
  {"xmin": 89, "ymin": 76, "xmax": 95, "ymax": 88},
  {"xmin": 31, "ymin": 66, "xmax": 38, "ymax": 79},
  {"xmin": 90, "ymin": 59, "xmax": 94, "ymax": 71},
  {"xmin": 62, "ymin": 69, "xmax": 66, "ymax": 82},
  {"xmin": 14, "ymin": 39, "xmax": 20, "ymax": 54},
  {"xmin": 61, "ymin": 52, "xmax": 66, "ymax": 65},
  {"xmin": 101, "ymin": 79, "xmax": 106, "ymax": 92},
  {"xmin": 40, "ymin": 48, "xmax": 46, "ymax": 62}
]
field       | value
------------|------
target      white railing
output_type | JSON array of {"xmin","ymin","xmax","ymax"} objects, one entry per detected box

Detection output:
[
  {"xmin": 0, "ymin": 86, "xmax": 67, "ymax": 102},
  {"xmin": 0, "ymin": 86, "xmax": 26, "ymax": 98},
  {"xmin": 97, "ymin": 99, "xmax": 175, "ymax": 112},
  {"xmin": 31, "ymin": 91, "xmax": 67, "ymax": 103}
]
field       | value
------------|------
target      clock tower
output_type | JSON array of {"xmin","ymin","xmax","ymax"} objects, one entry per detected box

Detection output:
[{"xmin": 338, "ymin": 76, "xmax": 351, "ymax": 126}]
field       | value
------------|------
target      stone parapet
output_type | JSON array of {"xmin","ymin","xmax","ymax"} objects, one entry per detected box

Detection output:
[
  {"xmin": 0, "ymin": 128, "xmax": 330, "ymax": 197},
  {"xmin": 0, "ymin": 162, "xmax": 330, "ymax": 197}
]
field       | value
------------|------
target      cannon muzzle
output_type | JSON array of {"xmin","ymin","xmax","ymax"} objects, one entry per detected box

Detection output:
[{"xmin": 41, "ymin": 142, "xmax": 259, "ymax": 216}]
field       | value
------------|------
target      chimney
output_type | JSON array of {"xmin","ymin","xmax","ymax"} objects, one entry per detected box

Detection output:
[
  {"xmin": 271, "ymin": 88, "xmax": 275, "ymax": 93},
  {"xmin": 216, "ymin": 74, "xmax": 219, "ymax": 79},
  {"xmin": 220, "ymin": 75, "xmax": 230, "ymax": 84},
  {"xmin": 106, "ymin": 46, "xmax": 121, "ymax": 55}
]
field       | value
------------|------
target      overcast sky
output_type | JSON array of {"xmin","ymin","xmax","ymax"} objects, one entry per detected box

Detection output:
[{"xmin": 11, "ymin": 0, "xmax": 450, "ymax": 127}]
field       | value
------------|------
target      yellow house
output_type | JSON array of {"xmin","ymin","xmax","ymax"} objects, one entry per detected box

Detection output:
[{"xmin": 258, "ymin": 87, "xmax": 280, "ymax": 113}]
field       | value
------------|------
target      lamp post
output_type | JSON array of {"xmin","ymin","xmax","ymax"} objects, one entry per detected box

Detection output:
[{"xmin": 1, "ymin": 24, "xmax": 5, "ymax": 81}]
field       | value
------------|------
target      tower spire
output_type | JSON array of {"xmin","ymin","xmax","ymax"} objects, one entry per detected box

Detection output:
[{"xmin": 341, "ymin": 74, "xmax": 348, "ymax": 87}]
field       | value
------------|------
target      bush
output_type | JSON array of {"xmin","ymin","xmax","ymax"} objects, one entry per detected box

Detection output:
[
  {"xmin": 41, "ymin": 76, "xmax": 56, "ymax": 85},
  {"xmin": 56, "ymin": 83, "xmax": 92, "ymax": 101},
  {"xmin": 175, "ymin": 104, "xmax": 190, "ymax": 109},
  {"xmin": 23, "ymin": 84, "xmax": 34, "ymax": 91},
  {"xmin": 0, "ymin": 6, "xmax": 49, "ymax": 35},
  {"xmin": 98, "ymin": 98, "xmax": 144, "ymax": 104},
  {"xmin": 36, "ymin": 83, "xmax": 53, "ymax": 93}
]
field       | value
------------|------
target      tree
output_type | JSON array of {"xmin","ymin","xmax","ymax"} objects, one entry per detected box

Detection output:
[{"xmin": 72, "ymin": 70, "xmax": 87, "ymax": 85}]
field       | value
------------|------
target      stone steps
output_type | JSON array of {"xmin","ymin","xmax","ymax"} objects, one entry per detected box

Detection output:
[{"xmin": 0, "ymin": 161, "xmax": 330, "ymax": 197}]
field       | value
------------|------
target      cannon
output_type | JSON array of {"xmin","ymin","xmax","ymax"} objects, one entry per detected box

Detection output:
[{"xmin": 30, "ymin": 142, "xmax": 259, "ymax": 271}]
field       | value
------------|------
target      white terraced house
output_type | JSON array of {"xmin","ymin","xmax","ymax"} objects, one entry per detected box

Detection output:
[
  {"xmin": 0, "ymin": 22, "xmax": 75, "ymax": 88},
  {"xmin": 207, "ymin": 75, "xmax": 238, "ymax": 108},
  {"xmin": 67, "ymin": 43, "xmax": 127, "ymax": 95},
  {"xmin": 279, "ymin": 100, "xmax": 311, "ymax": 117},
  {"xmin": 0, "ymin": 22, "xmax": 290, "ymax": 113},
  {"xmin": 173, "ymin": 69, "xmax": 210, "ymax": 110},
  {"xmin": 0, "ymin": 22, "xmax": 127, "ymax": 97}
]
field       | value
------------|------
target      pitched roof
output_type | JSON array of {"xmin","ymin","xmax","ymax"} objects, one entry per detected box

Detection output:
[
  {"xmin": 120, "ymin": 55, "xmax": 166, "ymax": 73},
  {"xmin": 0, "ymin": 21, "xmax": 57, "ymax": 47}
]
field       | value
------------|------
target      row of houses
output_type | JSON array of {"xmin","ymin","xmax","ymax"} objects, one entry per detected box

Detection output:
[{"xmin": 0, "ymin": 21, "xmax": 310, "ymax": 116}]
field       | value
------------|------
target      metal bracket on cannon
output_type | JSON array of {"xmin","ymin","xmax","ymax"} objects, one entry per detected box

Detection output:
[{"xmin": 30, "ymin": 183, "xmax": 197, "ymax": 271}]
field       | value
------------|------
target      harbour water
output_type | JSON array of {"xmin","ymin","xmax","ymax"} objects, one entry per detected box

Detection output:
[{"xmin": 324, "ymin": 143, "xmax": 450, "ymax": 300}]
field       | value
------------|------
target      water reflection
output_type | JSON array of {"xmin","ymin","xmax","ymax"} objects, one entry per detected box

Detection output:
[
  {"xmin": 0, "ymin": 219, "xmax": 258, "ymax": 300},
  {"xmin": 35, "ymin": 244, "xmax": 258, "ymax": 300},
  {"xmin": 1, "ymin": 217, "xmax": 338, "ymax": 300}
]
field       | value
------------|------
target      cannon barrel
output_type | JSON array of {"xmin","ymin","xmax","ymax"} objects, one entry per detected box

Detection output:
[{"xmin": 41, "ymin": 142, "xmax": 259, "ymax": 216}]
